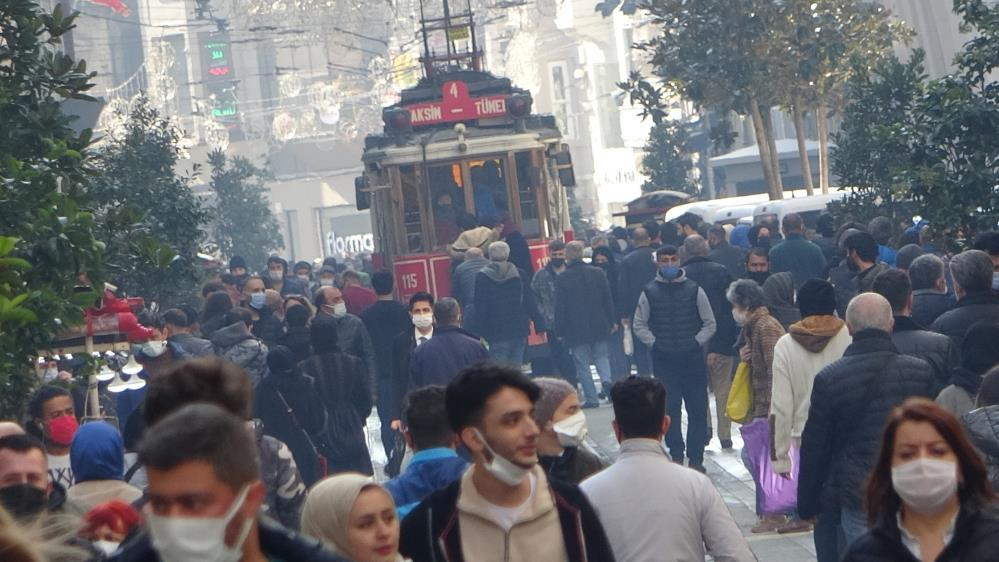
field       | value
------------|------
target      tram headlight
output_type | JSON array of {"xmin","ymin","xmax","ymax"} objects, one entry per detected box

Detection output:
[
  {"xmin": 507, "ymin": 94, "xmax": 532, "ymax": 118},
  {"xmin": 383, "ymin": 107, "xmax": 412, "ymax": 133}
]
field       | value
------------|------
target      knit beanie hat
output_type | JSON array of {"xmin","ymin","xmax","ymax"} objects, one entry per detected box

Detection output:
[
  {"xmin": 533, "ymin": 377, "xmax": 577, "ymax": 427},
  {"xmin": 797, "ymin": 279, "xmax": 836, "ymax": 318},
  {"xmin": 229, "ymin": 255, "xmax": 247, "ymax": 270},
  {"xmin": 961, "ymin": 322, "xmax": 999, "ymax": 375}
]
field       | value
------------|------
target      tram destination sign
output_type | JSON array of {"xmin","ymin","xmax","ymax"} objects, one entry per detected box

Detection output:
[{"xmin": 405, "ymin": 80, "xmax": 507, "ymax": 126}]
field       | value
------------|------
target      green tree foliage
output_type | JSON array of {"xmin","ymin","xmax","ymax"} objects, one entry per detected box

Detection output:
[
  {"xmin": 90, "ymin": 96, "xmax": 209, "ymax": 307},
  {"xmin": 207, "ymin": 151, "xmax": 283, "ymax": 271},
  {"xmin": 829, "ymin": 51, "xmax": 925, "ymax": 225},
  {"xmin": 640, "ymin": 120, "xmax": 697, "ymax": 195},
  {"xmin": 0, "ymin": 0, "xmax": 104, "ymax": 418}
]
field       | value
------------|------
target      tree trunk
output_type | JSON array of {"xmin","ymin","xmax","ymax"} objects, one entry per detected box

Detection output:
[
  {"xmin": 791, "ymin": 94, "xmax": 814, "ymax": 195},
  {"xmin": 817, "ymin": 104, "xmax": 831, "ymax": 194},
  {"xmin": 761, "ymin": 106, "xmax": 784, "ymax": 199},
  {"xmin": 749, "ymin": 98, "xmax": 782, "ymax": 200}
]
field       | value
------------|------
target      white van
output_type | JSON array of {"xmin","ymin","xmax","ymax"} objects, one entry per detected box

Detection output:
[{"xmin": 751, "ymin": 191, "xmax": 848, "ymax": 229}]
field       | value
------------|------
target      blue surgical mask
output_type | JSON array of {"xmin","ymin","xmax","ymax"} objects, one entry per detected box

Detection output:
[
  {"xmin": 249, "ymin": 292, "xmax": 266, "ymax": 309},
  {"xmin": 659, "ymin": 266, "xmax": 681, "ymax": 280},
  {"xmin": 993, "ymin": 271, "xmax": 999, "ymax": 291}
]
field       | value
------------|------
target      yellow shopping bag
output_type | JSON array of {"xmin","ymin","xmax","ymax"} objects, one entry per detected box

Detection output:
[{"xmin": 725, "ymin": 361, "xmax": 753, "ymax": 423}]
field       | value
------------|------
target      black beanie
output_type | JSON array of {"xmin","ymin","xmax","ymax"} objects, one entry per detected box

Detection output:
[
  {"xmin": 961, "ymin": 322, "xmax": 999, "ymax": 375},
  {"xmin": 266, "ymin": 345, "xmax": 296, "ymax": 375},
  {"xmin": 797, "ymin": 279, "xmax": 836, "ymax": 318},
  {"xmin": 229, "ymin": 255, "xmax": 247, "ymax": 270}
]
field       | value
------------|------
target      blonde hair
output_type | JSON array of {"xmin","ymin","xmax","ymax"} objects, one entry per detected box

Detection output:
[{"xmin": 0, "ymin": 506, "xmax": 89, "ymax": 562}]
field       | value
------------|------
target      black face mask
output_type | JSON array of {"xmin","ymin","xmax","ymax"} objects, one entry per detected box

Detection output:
[
  {"xmin": 756, "ymin": 236, "xmax": 772, "ymax": 248},
  {"xmin": 0, "ymin": 484, "xmax": 48, "ymax": 519},
  {"xmin": 550, "ymin": 258, "xmax": 566, "ymax": 269},
  {"xmin": 744, "ymin": 271, "xmax": 771, "ymax": 285}
]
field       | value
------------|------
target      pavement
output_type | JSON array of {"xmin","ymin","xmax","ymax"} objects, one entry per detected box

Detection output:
[{"xmin": 364, "ymin": 385, "xmax": 818, "ymax": 561}]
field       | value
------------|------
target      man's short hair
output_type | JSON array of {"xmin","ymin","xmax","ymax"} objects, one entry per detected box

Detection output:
[
  {"xmin": 547, "ymin": 239, "xmax": 566, "ymax": 253},
  {"xmin": 817, "ymin": 213, "xmax": 836, "ymax": 237},
  {"xmin": 445, "ymin": 362, "xmax": 540, "ymax": 433},
  {"xmin": 676, "ymin": 213, "xmax": 699, "ymax": 229},
  {"xmin": 202, "ymin": 281, "xmax": 225, "ymax": 298},
  {"xmin": 143, "ymin": 358, "xmax": 253, "ymax": 427},
  {"xmin": 631, "ymin": 227, "xmax": 650, "ymax": 245},
  {"xmin": 487, "ymin": 241, "xmax": 510, "ymax": 262},
  {"xmin": 746, "ymin": 246, "xmax": 769, "ymax": 264},
  {"xmin": 341, "ymin": 270, "xmax": 361, "ymax": 284},
  {"xmin": 844, "ymin": 231, "xmax": 879, "ymax": 263},
  {"xmin": 641, "ymin": 220, "xmax": 661, "ymax": 241},
  {"xmin": 409, "ymin": 291, "xmax": 435, "ymax": 311},
  {"xmin": 950, "ymin": 250, "xmax": 994, "ymax": 293},
  {"xmin": 610, "ymin": 376, "xmax": 666, "ymax": 440},
  {"xmin": 908, "ymin": 254, "xmax": 945, "ymax": 291},
  {"xmin": 27, "ymin": 385, "xmax": 70, "ymax": 421},
  {"xmin": 564, "ymin": 240, "xmax": 585, "ymax": 262},
  {"xmin": 433, "ymin": 297, "xmax": 461, "ymax": 326},
  {"xmin": 973, "ymin": 231, "xmax": 999, "ymax": 256},
  {"xmin": 285, "ymin": 304, "xmax": 310, "ymax": 328},
  {"xmin": 707, "ymin": 225, "xmax": 727, "ymax": 243},
  {"xmin": 138, "ymin": 403, "xmax": 258, "ymax": 492},
  {"xmin": 655, "ymin": 245, "xmax": 678, "ymax": 258},
  {"xmin": 895, "ymin": 244, "xmax": 925, "ymax": 271},
  {"xmin": 162, "ymin": 308, "xmax": 190, "ymax": 328},
  {"xmin": 225, "ymin": 307, "xmax": 254, "ymax": 328},
  {"xmin": 782, "ymin": 213, "xmax": 804, "ymax": 233},
  {"xmin": 846, "ymin": 292, "xmax": 894, "ymax": 333},
  {"xmin": 371, "ymin": 271, "xmax": 394, "ymax": 296},
  {"xmin": 872, "ymin": 269, "xmax": 911, "ymax": 314},
  {"xmin": 0, "ymin": 434, "xmax": 45, "ymax": 458},
  {"xmin": 403, "ymin": 386, "xmax": 453, "ymax": 450},
  {"xmin": 868, "ymin": 216, "xmax": 893, "ymax": 245},
  {"xmin": 682, "ymin": 235, "xmax": 710, "ymax": 259}
]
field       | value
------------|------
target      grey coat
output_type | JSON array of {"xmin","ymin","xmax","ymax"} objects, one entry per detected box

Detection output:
[{"xmin": 211, "ymin": 321, "xmax": 269, "ymax": 385}]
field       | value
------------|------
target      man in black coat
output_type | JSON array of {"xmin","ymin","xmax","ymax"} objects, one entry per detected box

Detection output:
[
  {"xmin": 617, "ymin": 227, "xmax": 657, "ymax": 377},
  {"xmin": 873, "ymin": 270, "xmax": 958, "ymax": 388},
  {"xmin": 410, "ymin": 298, "xmax": 489, "ymax": 388},
  {"xmin": 391, "ymin": 292, "xmax": 435, "ymax": 425},
  {"xmin": 360, "ymin": 272, "xmax": 414, "ymax": 456},
  {"xmin": 707, "ymin": 225, "xmax": 746, "ymax": 279},
  {"xmin": 555, "ymin": 241, "xmax": 616, "ymax": 408},
  {"xmin": 798, "ymin": 293, "xmax": 938, "ymax": 560},
  {"xmin": 932, "ymin": 250, "xmax": 999, "ymax": 346},
  {"xmin": 907, "ymin": 253, "xmax": 956, "ymax": 328},
  {"xmin": 682, "ymin": 235, "xmax": 737, "ymax": 449},
  {"xmin": 472, "ymin": 241, "xmax": 545, "ymax": 366}
]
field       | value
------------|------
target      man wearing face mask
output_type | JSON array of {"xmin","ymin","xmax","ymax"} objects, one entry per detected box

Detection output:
[
  {"xmin": 241, "ymin": 276, "xmax": 284, "ymax": 347},
  {"xmin": 409, "ymin": 298, "xmax": 488, "ymax": 389},
  {"xmin": 229, "ymin": 255, "xmax": 249, "ymax": 283},
  {"xmin": 390, "ymin": 292, "xmax": 436, "ymax": 432},
  {"xmin": 313, "ymin": 285, "xmax": 378, "ymax": 394},
  {"xmin": 26, "ymin": 385, "xmax": 78, "ymax": 490},
  {"xmin": 530, "ymin": 240, "xmax": 577, "ymax": 384},
  {"xmin": 266, "ymin": 256, "xmax": 308, "ymax": 298},
  {"xmin": 110, "ymin": 403, "xmax": 342, "ymax": 562},
  {"xmin": 533, "ymin": 378, "xmax": 607, "ymax": 485},
  {"xmin": 361, "ymin": 272, "xmax": 414, "ymax": 457},
  {"xmin": 0, "ymin": 433, "xmax": 76, "ymax": 521},
  {"xmin": 316, "ymin": 265, "xmax": 339, "ymax": 289},
  {"xmin": 742, "ymin": 246, "xmax": 772, "ymax": 286},
  {"xmin": 399, "ymin": 363, "xmax": 614, "ymax": 562},
  {"xmin": 633, "ymin": 245, "xmax": 717, "ymax": 472}
]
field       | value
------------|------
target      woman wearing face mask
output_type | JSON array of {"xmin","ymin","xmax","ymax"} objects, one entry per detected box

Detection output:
[
  {"xmin": 842, "ymin": 398, "xmax": 999, "ymax": 562},
  {"xmin": 726, "ymin": 279, "xmax": 789, "ymax": 533},
  {"xmin": 302, "ymin": 473, "xmax": 410, "ymax": 562},
  {"xmin": 533, "ymin": 378, "xmax": 608, "ymax": 484}
]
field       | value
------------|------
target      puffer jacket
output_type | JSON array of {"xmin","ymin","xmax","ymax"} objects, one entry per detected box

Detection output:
[
  {"xmin": 531, "ymin": 263, "xmax": 560, "ymax": 330},
  {"xmin": 842, "ymin": 504, "xmax": 999, "ymax": 562},
  {"xmin": 891, "ymin": 315, "xmax": 958, "ymax": 388},
  {"xmin": 211, "ymin": 321, "xmax": 269, "ymax": 384},
  {"xmin": 798, "ymin": 330, "xmax": 938, "ymax": 518},
  {"xmin": 743, "ymin": 306, "xmax": 785, "ymax": 419},
  {"xmin": 963, "ymin": 406, "xmax": 999, "ymax": 491}
]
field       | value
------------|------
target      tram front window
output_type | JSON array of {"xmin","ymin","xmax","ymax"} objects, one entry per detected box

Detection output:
[
  {"xmin": 428, "ymin": 164, "xmax": 467, "ymax": 248},
  {"xmin": 470, "ymin": 159, "xmax": 510, "ymax": 226}
]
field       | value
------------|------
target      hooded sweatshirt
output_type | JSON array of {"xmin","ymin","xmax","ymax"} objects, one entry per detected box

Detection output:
[
  {"xmin": 763, "ymin": 272, "xmax": 801, "ymax": 331},
  {"xmin": 67, "ymin": 422, "xmax": 143, "ymax": 511},
  {"xmin": 769, "ymin": 315, "xmax": 852, "ymax": 473}
]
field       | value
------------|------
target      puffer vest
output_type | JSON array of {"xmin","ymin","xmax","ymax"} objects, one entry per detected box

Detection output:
[{"xmin": 643, "ymin": 277, "xmax": 702, "ymax": 352}]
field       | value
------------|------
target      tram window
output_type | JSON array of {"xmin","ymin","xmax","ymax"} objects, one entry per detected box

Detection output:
[
  {"xmin": 469, "ymin": 159, "xmax": 510, "ymax": 226},
  {"xmin": 399, "ymin": 165, "xmax": 424, "ymax": 253},
  {"xmin": 515, "ymin": 152, "xmax": 540, "ymax": 238},
  {"xmin": 428, "ymin": 164, "xmax": 467, "ymax": 248}
]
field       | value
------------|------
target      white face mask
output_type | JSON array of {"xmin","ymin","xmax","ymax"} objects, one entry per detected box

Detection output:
[
  {"xmin": 320, "ymin": 278, "xmax": 335, "ymax": 287},
  {"xmin": 331, "ymin": 302, "xmax": 348, "ymax": 318},
  {"xmin": 42, "ymin": 367, "xmax": 59, "ymax": 382},
  {"xmin": 93, "ymin": 541, "xmax": 120, "ymax": 556},
  {"xmin": 473, "ymin": 428, "xmax": 531, "ymax": 486},
  {"xmin": 412, "ymin": 313, "xmax": 434, "ymax": 330},
  {"xmin": 553, "ymin": 411, "xmax": 588, "ymax": 448},
  {"xmin": 141, "ymin": 340, "xmax": 168, "ymax": 358},
  {"xmin": 268, "ymin": 270, "xmax": 284, "ymax": 282},
  {"xmin": 147, "ymin": 486, "xmax": 254, "ymax": 562},
  {"xmin": 297, "ymin": 274, "xmax": 310, "ymax": 283},
  {"xmin": 891, "ymin": 458, "xmax": 958, "ymax": 516},
  {"xmin": 732, "ymin": 308, "xmax": 748, "ymax": 326}
]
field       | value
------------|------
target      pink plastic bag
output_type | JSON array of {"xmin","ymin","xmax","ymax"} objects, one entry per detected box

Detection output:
[{"xmin": 740, "ymin": 418, "xmax": 799, "ymax": 514}]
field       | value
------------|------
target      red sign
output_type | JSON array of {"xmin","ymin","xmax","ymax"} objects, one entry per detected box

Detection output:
[
  {"xmin": 406, "ymin": 81, "xmax": 507, "ymax": 126},
  {"xmin": 394, "ymin": 258, "xmax": 431, "ymax": 303}
]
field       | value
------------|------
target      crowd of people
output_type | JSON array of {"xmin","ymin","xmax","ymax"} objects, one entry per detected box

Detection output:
[{"xmin": 2, "ymin": 213, "xmax": 999, "ymax": 562}]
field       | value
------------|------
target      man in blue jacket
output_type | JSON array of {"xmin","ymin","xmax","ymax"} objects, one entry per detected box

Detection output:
[
  {"xmin": 769, "ymin": 213, "xmax": 827, "ymax": 289},
  {"xmin": 385, "ymin": 386, "xmax": 468, "ymax": 518}
]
